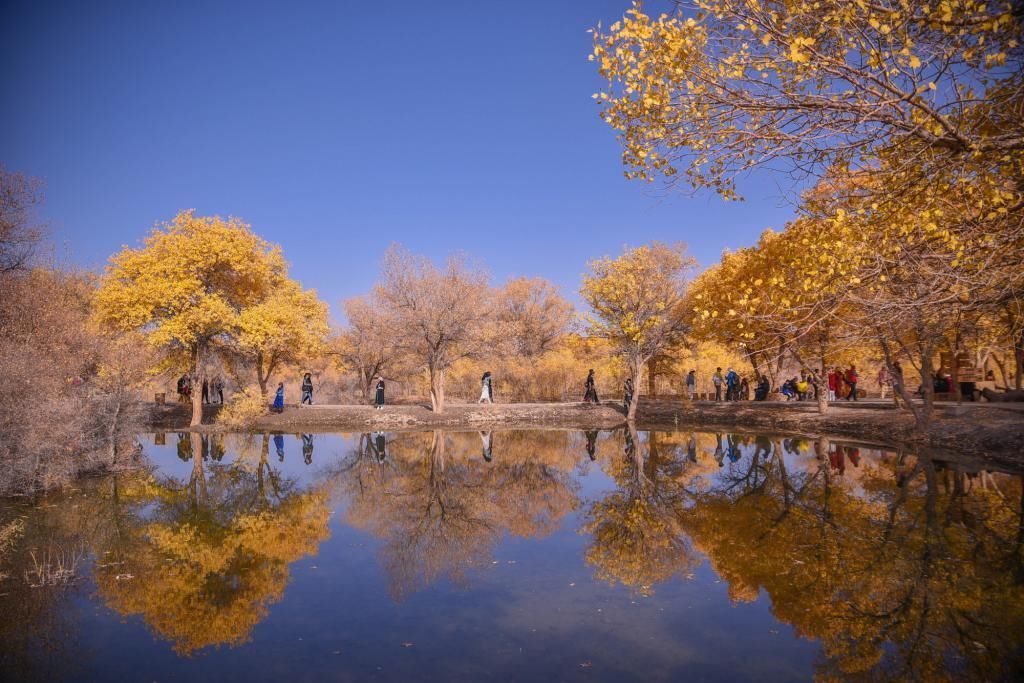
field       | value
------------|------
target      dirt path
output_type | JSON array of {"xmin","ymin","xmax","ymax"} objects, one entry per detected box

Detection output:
[{"xmin": 142, "ymin": 398, "xmax": 1024, "ymax": 466}]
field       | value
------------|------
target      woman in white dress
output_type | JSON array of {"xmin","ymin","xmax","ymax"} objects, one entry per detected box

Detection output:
[{"xmin": 478, "ymin": 371, "xmax": 493, "ymax": 403}]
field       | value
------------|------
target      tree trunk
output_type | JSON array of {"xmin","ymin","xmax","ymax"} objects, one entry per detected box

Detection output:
[
  {"xmin": 190, "ymin": 343, "xmax": 205, "ymax": 427},
  {"xmin": 817, "ymin": 353, "xmax": 829, "ymax": 415},
  {"xmin": 1015, "ymin": 329, "xmax": 1023, "ymax": 390},
  {"xmin": 256, "ymin": 351, "xmax": 269, "ymax": 400},
  {"xmin": 429, "ymin": 365, "xmax": 445, "ymax": 413},
  {"xmin": 917, "ymin": 347, "xmax": 936, "ymax": 430},
  {"xmin": 627, "ymin": 355, "xmax": 643, "ymax": 422}
]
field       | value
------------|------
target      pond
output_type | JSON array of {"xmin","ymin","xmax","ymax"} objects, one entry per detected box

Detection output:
[{"xmin": 1, "ymin": 429, "xmax": 1022, "ymax": 681}]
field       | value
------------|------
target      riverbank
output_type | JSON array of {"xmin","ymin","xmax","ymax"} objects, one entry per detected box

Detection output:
[{"xmin": 141, "ymin": 397, "xmax": 1024, "ymax": 466}]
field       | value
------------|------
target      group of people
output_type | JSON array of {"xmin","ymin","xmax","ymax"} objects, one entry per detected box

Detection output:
[
  {"xmin": 710, "ymin": 367, "xmax": 750, "ymax": 401},
  {"xmin": 272, "ymin": 373, "xmax": 388, "ymax": 412},
  {"xmin": 176, "ymin": 375, "xmax": 224, "ymax": 404}
]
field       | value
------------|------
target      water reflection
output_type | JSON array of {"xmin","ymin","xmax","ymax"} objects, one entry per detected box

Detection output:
[
  {"xmin": 335, "ymin": 430, "xmax": 580, "ymax": 600},
  {"xmin": 0, "ymin": 428, "xmax": 1021, "ymax": 680}
]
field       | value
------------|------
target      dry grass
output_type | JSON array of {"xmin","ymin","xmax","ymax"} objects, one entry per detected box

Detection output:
[{"xmin": 23, "ymin": 543, "xmax": 84, "ymax": 588}]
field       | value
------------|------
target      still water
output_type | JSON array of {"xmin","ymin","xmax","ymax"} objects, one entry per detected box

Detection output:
[{"xmin": 1, "ymin": 429, "xmax": 1021, "ymax": 682}]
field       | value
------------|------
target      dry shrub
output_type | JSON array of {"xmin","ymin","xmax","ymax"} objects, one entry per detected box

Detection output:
[
  {"xmin": 0, "ymin": 269, "xmax": 144, "ymax": 496},
  {"xmin": 217, "ymin": 386, "xmax": 268, "ymax": 428}
]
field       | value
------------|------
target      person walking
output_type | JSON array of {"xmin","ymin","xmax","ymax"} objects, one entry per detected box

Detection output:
[
  {"xmin": 374, "ymin": 377, "xmax": 386, "ymax": 410},
  {"xmin": 201, "ymin": 378, "xmax": 210, "ymax": 405},
  {"xmin": 623, "ymin": 377, "xmax": 634, "ymax": 413},
  {"xmin": 301, "ymin": 373, "xmax": 314, "ymax": 405},
  {"xmin": 827, "ymin": 368, "xmax": 838, "ymax": 402},
  {"xmin": 845, "ymin": 364, "xmax": 859, "ymax": 401},
  {"xmin": 214, "ymin": 377, "xmax": 224, "ymax": 404},
  {"xmin": 584, "ymin": 369, "xmax": 599, "ymax": 404},
  {"xmin": 272, "ymin": 382, "xmax": 285, "ymax": 413},
  {"xmin": 685, "ymin": 369, "xmax": 696, "ymax": 400},
  {"xmin": 877, "ymin": 366, "xmax": 891, "ymax": 400},
  {"xmin": 478, "ymin": 372, "xmax": 493, "ymax": 404},
  {"xmin": 712, "ymin": 367, "xmax": 724, "ymax": 401}
]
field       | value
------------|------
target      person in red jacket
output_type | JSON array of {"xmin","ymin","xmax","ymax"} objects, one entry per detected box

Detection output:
[{"xmin": 845, "ymin": 364, "xmax": 859, "ymax": 401}]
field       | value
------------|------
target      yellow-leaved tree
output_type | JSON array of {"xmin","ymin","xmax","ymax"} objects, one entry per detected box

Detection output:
[
  {"xmin": 581, "ymin": 242, "xmax": 695, "ymax": 420},
  {"xmin": 95, "ymin": 211, "xmax": 290, "ymax": 425},
  {"xmin": 236, "ymin": 279, "xmax": 329, "ymax": 399}
]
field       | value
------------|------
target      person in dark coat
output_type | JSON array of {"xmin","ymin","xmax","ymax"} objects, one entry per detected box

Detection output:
[
  {"xmin": 584, "ymin": 369, "xmax": 599, "ymax": 403},
  {"xmin": 374, "ymin": 378, "xmax": 385, "ymax": 409},
  {"xmin": 301, "ymin": 373, "xmax": 314, "ymax": 405},
  {"xmin": 201, "ymin": 378, "xmax": 210, "ymax": 404},
  {"xmin": 623, "ymin": 377, "xmax": 634, "ymax": 412}
]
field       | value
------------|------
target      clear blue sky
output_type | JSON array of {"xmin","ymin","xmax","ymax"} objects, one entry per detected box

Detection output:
[{"xmin": 1, "ymin": 0, "xmax": 799, "ymax": 318}]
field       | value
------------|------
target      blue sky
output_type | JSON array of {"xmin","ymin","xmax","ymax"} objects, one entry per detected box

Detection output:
[{"xmin": 1, "ymin": 0, "xmax": 800, "ymax": 318}]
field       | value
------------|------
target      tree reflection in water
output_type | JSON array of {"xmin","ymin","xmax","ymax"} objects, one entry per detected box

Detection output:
[
  {"xmin": 91, "ymin": 432, "xmax": 331, "ymax": 655},
  {"xmin": 335, "ymin": 430, "xmax": 581, "ymax": 600},
  {"xmin": 1, "ymin": 428, "xmax": 1021, "ymax": 679},
  {"xmin": 593, "ymin": 430, "xmax": 1024, "ymax": 681}
]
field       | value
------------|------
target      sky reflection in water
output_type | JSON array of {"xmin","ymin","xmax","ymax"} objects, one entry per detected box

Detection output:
[{"xmin": 1, "ymin": 429, "xmax": 1022, "ymax": 682}]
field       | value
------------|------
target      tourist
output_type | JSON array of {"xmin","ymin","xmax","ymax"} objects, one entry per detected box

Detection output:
[
  {"xmin": 845, "ymin": 364, "xmax": 859, "ymax": 401},
  {"xmin": 623, "ymin": 377, "xmax": 634, "ymax": 412},
  {"xmin": 725, "ymin": 367, "xmax": 738, "ymax": 401},
  {"xmin": 686, "ymin": 369, "xmax": 696, "ymax": 400},
  {"xmin": 878, "ymin": 366, "xmax": 891, "ymax": 400},
  {"xmin": 214, "ymin": 377, "xmax": 224, "ymax": 404},
  {"xmin": 273, "ymin": 382, "xmax": 285, "ymax": 413},
  {"xmin": 301, "ymin": 372, "xmax": 314, "ymax": 405},
  {"xmin": 795, "ymin": 374, "xmax": 809, "ymax": 401},
  {"xmin": 740, "ymin": 376, "xmax": 750, "ymax": 400},
  {"xmin": 809, "ymin": 370, "xmax": 821, "ymax": 400},
  {"xmin": 712, "ymin": 367, "xmax": 724, "ymax": 401},
  {"xmin": 201, "ymin": 378, "xmax": 209, "ymax": 405},
  {"xmin": 374, "ymin": 377, "xmax": 386, "ymax": 410},
  {"xmin": 826, "ymin": 368, "xmax": 837, "ymax": 402},
  {"xmin": 781, "ymin": 377, "xmax": 796, "ymax": 401},
  {"xmin": 478, "ymin": 371, "xmax": 493, "ymax": 404},
  {"xmin": 584, "ymin": 369, "xmax": 599, "ymax": 403},
  {"xmin": 754, "ymin": 373, "xmax": 770, "ymax": 401},
  {"xmin": 177, "ymin": 374, "xmax": 190, "ymax": 403}
]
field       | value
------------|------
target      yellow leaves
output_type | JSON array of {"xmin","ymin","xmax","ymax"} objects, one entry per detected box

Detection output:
[
  {"xmin": 909, "ymin": 55, "xmax": 921, "ymax": 69},
  {"xmin": 788, "ymin": 36, "xmax": 815, "ymax": 64},
  {"xmin": 95, "ymin": 211, "xmax": 325, "ymax": 375}
]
